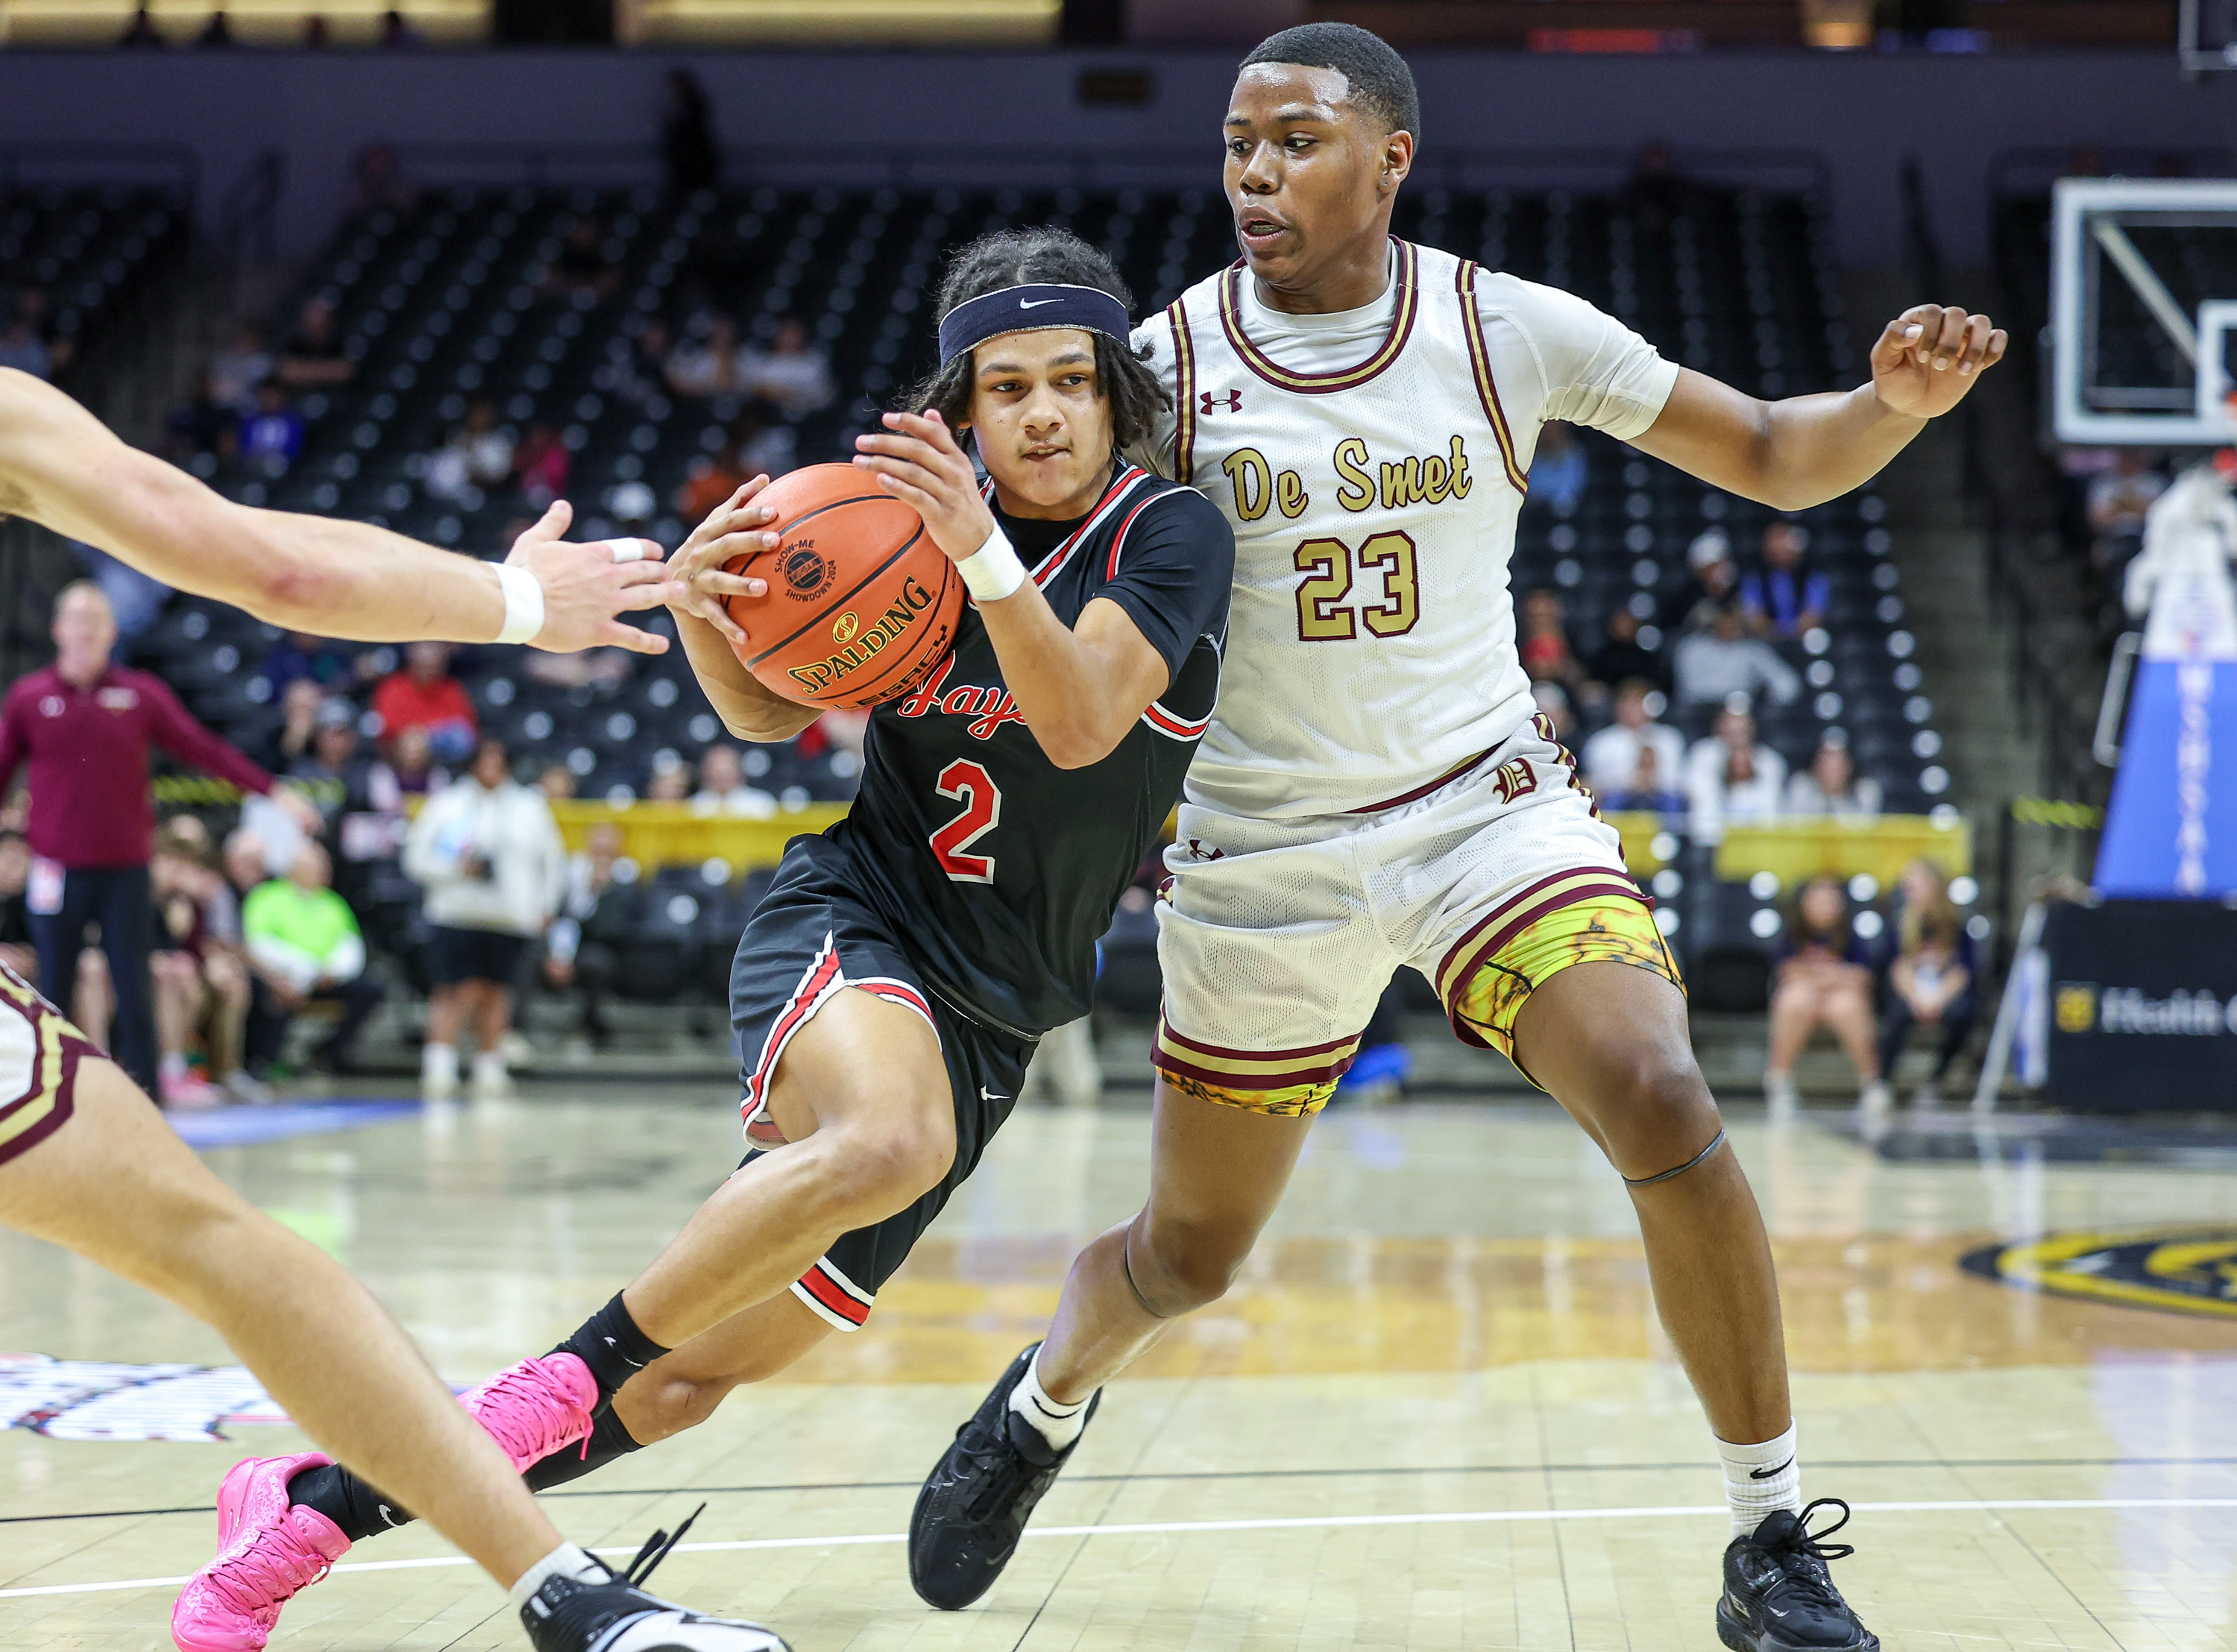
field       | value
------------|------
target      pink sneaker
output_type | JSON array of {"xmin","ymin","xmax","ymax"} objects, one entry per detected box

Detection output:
[
  {"xmin": 160, "ymin": 1070, "xmax": 224, "ymax": 1109},
  {"xmin": 461, "ymin": 1350, "xmax": 597, "ymax": 1472},
  {"xmin": 172, "ymin": 1453, "xmax": 349, "ymax": 1652}
]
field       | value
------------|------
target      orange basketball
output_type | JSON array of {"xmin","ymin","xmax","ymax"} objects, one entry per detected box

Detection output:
[{"xmin": 721, "ymin": 463, "xmax": 964, "ymax": 710}]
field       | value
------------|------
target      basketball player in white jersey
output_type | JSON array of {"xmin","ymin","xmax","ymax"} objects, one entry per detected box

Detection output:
[
  {"xmin": 911, "ymin": 26, "xmax": 2004, "ymax": 1651},
  {"xmin": 0, "ymin": 368, "xmax": 787, "ymax": 1652}
]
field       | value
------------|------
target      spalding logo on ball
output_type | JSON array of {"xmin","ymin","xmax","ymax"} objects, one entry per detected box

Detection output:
[{"xmin": 722, "ymin": 464, "xmax": 964, "ymax": 710}]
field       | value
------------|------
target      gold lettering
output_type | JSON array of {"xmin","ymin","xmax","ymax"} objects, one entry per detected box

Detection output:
[
  {"xmin": 1276, "ymin": 468, "xmax": 1307, "ymax": 519},
  {"xmin": 1379, "ymin": 456, "xmax": 1426, "ymax": 511},
  {"xmin": 1333, "ymin": 437, "xmax": 1374, "ymax": 513},
  {"xmin": 1221, "ymin": 447, "xmax": 1272, "ymax": 521},
  {"xmin": 1422, "ymin": 453, "xmax": 1450, "ymax": 502},
  {"xmin": 1448, "ymin": 435, "xmax": 1471, "ymax": 500}
]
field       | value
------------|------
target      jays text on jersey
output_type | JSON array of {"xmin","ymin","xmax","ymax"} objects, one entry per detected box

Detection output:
[
  {"xmin": 1125, "ymin": 237, "xmax": 1680, "ymax": 819},
  {"xmin": 832, "ymin": 465, "xmax": 1231, "ymax": 1037}
]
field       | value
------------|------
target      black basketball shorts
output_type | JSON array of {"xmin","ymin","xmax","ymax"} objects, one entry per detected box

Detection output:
[{"xmin": 729, "ymin": 833, "xmax": 1032, "ymax": 1332}]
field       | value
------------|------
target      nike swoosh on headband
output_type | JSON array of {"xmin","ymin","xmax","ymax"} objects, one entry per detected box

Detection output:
[{"xmin": 1019, "ymin": 297, "xmax": 1062, "ymax": 308}]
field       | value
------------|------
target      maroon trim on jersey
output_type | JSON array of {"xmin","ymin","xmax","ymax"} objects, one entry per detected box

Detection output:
[
  {"xmin": 1432, "ymin": 867, "xmax": 1649, "ymax": 1008},
  {"xmin": 1341, "ymin": 747, "xmax": 1499, "ymax": 816},
  {"xmin": 1217, "ymin": 239, "xmax": 1420, "ymax": 397},
  {"xmin": 1168, "ymin": 294, "xmax": 1199, "ymax": 485},
  {"xmin": 1455, "ymin": 259, "xmax": 1531, "ymax": 496}
]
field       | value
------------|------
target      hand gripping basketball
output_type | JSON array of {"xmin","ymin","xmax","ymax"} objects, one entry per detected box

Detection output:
[{"xmin": 676, "ymin": 466, "xmax": 963, "ymax": 710}]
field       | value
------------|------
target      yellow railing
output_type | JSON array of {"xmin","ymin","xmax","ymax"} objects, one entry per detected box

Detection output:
[
  {"xmin": 1604, "ymin": 812, "xmax": 1972, "ymax": 886},
  {"xmin": 547, "ymin": 799, "xmax": 849, "ymax": 870}
]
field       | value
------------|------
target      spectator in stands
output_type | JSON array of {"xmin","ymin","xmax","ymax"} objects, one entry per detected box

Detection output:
[
  {"xmin": 13, "ymin": 289, "xmax": 71, "ymax": 376},
  {"xmin": 262, "ymin": 630, "xmax": 362, "ymax": 696},
  {"xmin": 1673, "ymin": 599, "xmax": 1801, "ymax": 710},
  {"xmin": 1583, "ymin": 678, "xmax": 1684, "ymax": 795},
  {"xmin": 378, "ymin": 9, "xmax": 422, "ymax": 48},
  {"xmin": 69, "ymin": 541, "xmax": 171, "ymax": 643},
  {"xmin": 1530, "ymin": 681, "xmax": 1575, "ymax": 745},
  {"xmin": 371, "ymin": 641, "xmax": 476, "ymax": 764},
  {"xmin": 662, "ymin": 69, "xmax": 721, "ymax": 195},
  {"xmin": 166, "ymin": 370, "xmax": 239, "ymax": 463},
  {"xmin": 1763, "ymin": 877, "xmax": 1887, "ymax": 1117},
  {"xmin": 536, "ymin": 762, "xmax": 576, "ymax": 801},
  {"xmin": 512, "ymin": 420, "xmax": 570, "ymax": 511},
  {"xmin": 1684, "ymin": 701, "xmax": 1788, "ymax": 842},
  {"xmin": 734, "ymin": 397, "xmax": 796, "ymax": 479},
  {"xmin": 644, "ymin": 761, "xmax": 691, "ymax": 804},
  {"xmin": 239, "ymin": 382, "xmax": 305, "ymax": 470},
  {"xmin": 739, "ymin": 315, "xmax": 834, "ymax": 417},
  {"xmin": 243, "ymin": 841, "xmax": 382, "ymax": 1076},
  {"xmin": 2086, "ymin": 447, "xmax": 2166, "ymax": 575},
  {"xmin": 1740, "ymin": 522, "xmax": 1829, "ymax": 640},
  {"xmin": 289, "ymin": 701, "xmax": 381, "ymax": 827},
  {"xmin": 403, "ymin": 737, "xmax": 566, "ymax": 1098},
  {"xmin": 1, "ymin": 827, "xmax": 43, "ymax": 982},
  {"xmin": 1600, "ymin": 740, "xmax": 1686, "ymax": 814},
  {"xmin": 209, "ymin": 323, "xmax": 272, "ymax": 412},
  {"xmin": 150, "ymin": 827, "xmax": 257, "ymax": 1105},
  {"xmin": 543, "ymin": 821, "xmax": 628, "ymax": 1049},
  {"xmin": 265, "ymin": 677, "xmax": 327, "ymax": 773},
  {"xmin": 1585, "ymin": 605, "xmax": 1667, "ymax": 695},
  {"xmin": 195, "ymin": 10, "xmax": 233, "ymax": 46},
  {"xmin": 349, "ymin": 142, "xmax": 413, "ymax": 210},
  {"xmin": 370, "ymin": 722, "xmax": 447, "ymax": 807},
  {"xmin": 690, "ymin": 744, "xmax": 777, "ymax": 818},
  {"xmin": 0, "ymin": 317, "xmax": 51, "ymax": 380},
  {"xmin": 544, "ymin": 217, "xmax": 620, "ymax": 305},
  {"xmin": 523, "ymin": 643, "xmax": 632, "ymax": 693},
  {"xmin": 0, "ymin": 582, "xmax": 315, "ymax": 1093},
  {"xmin": 424, "ymin": 397, "xmax": 515, "ymax": 501},
  {"xmin": 1526, "ymin": 420, "xmax": 1587, "ymax": 516},
  {"xmin": 1878, "ymin": 857, "xmax": 1976, "ymax": 1107},
  {"xmin": 1661, "ymin": 528, "xmax": 1741, "ymax": 634},
  {"xmin": 274, "ymin": 297, "xmax": 353, "ymax": 389},
  {"xmin": 1517, "ymin": 587, "xmax": 1585, "ymax": 695},
  {"xmin": 1784, "ymin": 732, "xmax": 1882, "ymax": 819},
  {"xmin": 604, "ymin": 318, "xmax": 672, "ymax": 409},
  {"xmin": 665, "ymin": 315, "xmax": 742, "ymax": 401},
  {"xmin": 677, "ymin": 428, "xmax": 753, "ymax": 525}
]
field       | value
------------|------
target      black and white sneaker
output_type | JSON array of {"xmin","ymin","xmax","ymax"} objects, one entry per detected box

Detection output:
[
  {"xmin": 521, "ymin": 1510, "xmax": 790, "ymax": 1652},
  {"xmin": 1717, "ymin": 1499, "xmax": 1880, "ymax": 1651},
  {"xmin": 908, "ymin": 1342, "xmax": 1100, "ymax": 1610}
]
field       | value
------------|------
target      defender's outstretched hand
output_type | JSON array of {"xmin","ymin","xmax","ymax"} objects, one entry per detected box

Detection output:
[
  {"xmin": 1870, "ymin": 304, "xmax": 2007, "ymax": 420},
  {"xmin": 664, "ymin": 480, "xmax": 778, "ymax": 650},
  {"xmin": 852, "ymin": 410, "xmax": 1000, "ymax": 564},
  {"xmin": 503, "ymin": 499, "xmax": 690, "ymax": 655}
]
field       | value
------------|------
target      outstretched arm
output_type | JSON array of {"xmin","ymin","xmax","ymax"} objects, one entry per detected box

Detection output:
[
  {"xmin": 1632, "ymin": 304, "xmax": 2007, "ymax": 512},
  {"xmin": 0, "ymin": 369, "xmax": 683, "ymax": 654},
  {"xmin": 854, "ymin": 412, "xmax": 1169, "ymax": 769}
]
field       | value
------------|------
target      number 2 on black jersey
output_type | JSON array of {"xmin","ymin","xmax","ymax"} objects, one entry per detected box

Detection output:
[{"xmin": 930, "ymin": 759, "xmax": 1001, "ymax": 883}]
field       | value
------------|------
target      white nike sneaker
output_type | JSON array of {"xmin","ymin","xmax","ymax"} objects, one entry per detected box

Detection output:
[{"xmin": 519, "ymin": 1513, "xmax": 789, "ymax": 1652}]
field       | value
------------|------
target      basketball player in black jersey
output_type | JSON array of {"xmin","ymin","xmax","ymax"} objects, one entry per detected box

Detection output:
[{"xmin": 180, "ymin": 227, "xmax": 1234, "ymax": 1639}]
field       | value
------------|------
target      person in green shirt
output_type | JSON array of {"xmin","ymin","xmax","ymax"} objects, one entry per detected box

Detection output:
[{"xmin": 242, "ymin": 842, "xmax": 383, "ymax": 1076}]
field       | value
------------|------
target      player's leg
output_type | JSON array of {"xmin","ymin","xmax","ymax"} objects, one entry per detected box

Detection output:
[{"xmin": 1035, "ymin": 1081, "xmax": 1311, "ymax": 1403}]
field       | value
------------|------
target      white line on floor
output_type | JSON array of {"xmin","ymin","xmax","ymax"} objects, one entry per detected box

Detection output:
[{"xmin": 4, "ymin": 1497, "xmax": 2235, "ymax": 1601}]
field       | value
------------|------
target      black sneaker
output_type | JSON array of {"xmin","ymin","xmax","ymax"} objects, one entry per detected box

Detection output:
[
  {"xmin": 1717, "ymin": 1499, "xmax": 1880, "ymax": 1651},
  {"xmin": 520, "ymin": 1508, "xmax": 791, "ymax": 1652},
  {"xmin": 908, "ymin": 1342, "xmax": 1100, "ymax": 1610}
]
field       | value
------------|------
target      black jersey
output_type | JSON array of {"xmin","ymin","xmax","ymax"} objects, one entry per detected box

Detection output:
[{"xmin": 826, "ymin": 463, "xmax": 1232, "ymax": 1038}]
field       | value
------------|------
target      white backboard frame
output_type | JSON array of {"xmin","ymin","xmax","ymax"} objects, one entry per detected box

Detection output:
[{"xmin": 2052, "ymin": 176, "xmax": 2237, "ymax": 445}]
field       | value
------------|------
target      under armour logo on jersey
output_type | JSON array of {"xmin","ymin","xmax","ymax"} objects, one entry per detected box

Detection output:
[
  {"xmin": 1184, "ymin": 837, "xmax": 1226, "ymax": 861},
  {"xmin": 1200, "ymin": 389, "xmax": 1242, "ymax": 414},
  {"xmin": 1491, "ymin": 759, "xmax": 1538, "ymax": 805}
]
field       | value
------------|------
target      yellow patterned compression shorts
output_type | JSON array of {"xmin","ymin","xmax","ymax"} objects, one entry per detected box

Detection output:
[{"xmin": 1152, "ymin": 882, "xmax": 1682, "ymax": 1115}]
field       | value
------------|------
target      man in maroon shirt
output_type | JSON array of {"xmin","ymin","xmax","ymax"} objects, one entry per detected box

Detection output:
[{"xmin": 0, "ymin": 582, "xmax": 315, "ymax": 1097}]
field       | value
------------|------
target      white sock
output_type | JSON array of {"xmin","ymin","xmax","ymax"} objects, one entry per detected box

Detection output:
[
  {"xmin": 1008, "ymin": 1346, "xmax": 1090, "ymax": 1451},
  {"xmin": 507, "ymin": 1541, "xmax": 607, "ymax": 1616},
  {"xmin": 1717, "ymin": 1422, "xmax": 1801, "ymax": 1538},
  {"xmin": 473, "ymin": 1050, "xmax": 508, "ymax": 1082},
  {"xmin": 422, "ymin": 1043, "xmax": 458, "ymax": 1084},
  {"xmin": 160, "ymin": 1051, "xmax": 189, "ymax": 1081}
]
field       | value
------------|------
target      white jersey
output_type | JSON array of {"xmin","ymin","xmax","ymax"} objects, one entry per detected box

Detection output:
[{"xmin": 1127, "ymin": 239, "xmax": 1678, "ymax": 819}]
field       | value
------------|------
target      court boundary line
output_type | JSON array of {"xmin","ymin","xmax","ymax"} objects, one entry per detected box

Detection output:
[
  {"xmin": 6, "ymin": 1498, "xmax": 2237, "ymax": 1601},
  {"xmin": 10, "ymin": 1455, "xmax": 2237, "ymax": 1526}
]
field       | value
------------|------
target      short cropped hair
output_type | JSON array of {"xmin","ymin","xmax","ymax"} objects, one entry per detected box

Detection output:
[
  {"xmin": 1242, "ymin": 22, "xmax": 1420, "ymax": 142},
  {"xmin": 904, "ymin": 227, "xmax": 1163, "ymax": 456}
]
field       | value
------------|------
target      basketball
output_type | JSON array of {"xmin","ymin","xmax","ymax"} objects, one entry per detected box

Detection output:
[{"xmin": 721, "ymin": 463, "xmax": 965, "ymax": 710}]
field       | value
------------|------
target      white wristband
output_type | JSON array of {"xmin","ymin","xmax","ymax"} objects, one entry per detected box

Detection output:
[
  {"xmin": 956, "ymin": 524, "xmax": 1027, "ymax": 604},
  {"xmin": 494, "ymin": 563, "xmax": 546, "ymax": 645}
]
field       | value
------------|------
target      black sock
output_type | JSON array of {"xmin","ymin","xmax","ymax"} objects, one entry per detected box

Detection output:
[
  {"xmin": 523, "ymin": 1405, "xmax": 646, "ymax": 1492},
  {"xmin": 288, "ymin": 1462, "xmax": 416, "ymax": 1544},
  {"xmin": 559, "ymin": 1292, "xmax": 670, "ymax": 1406}
]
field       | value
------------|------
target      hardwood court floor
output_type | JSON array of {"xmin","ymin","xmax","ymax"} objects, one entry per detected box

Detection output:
[{"xmin": 4, "ymin": 1087, "xmax": 2236, "ymax": 1651}]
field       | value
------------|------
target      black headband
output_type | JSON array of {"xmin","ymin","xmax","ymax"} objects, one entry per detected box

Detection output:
[{"xmin": 937, "ymin": 283, "xmax": 1131, "ymax": 367}]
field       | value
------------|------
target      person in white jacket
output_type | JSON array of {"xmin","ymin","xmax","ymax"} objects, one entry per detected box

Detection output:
[{"xmin": 403, "ymin": 736, "xmax": 566, "ymax": 1097}]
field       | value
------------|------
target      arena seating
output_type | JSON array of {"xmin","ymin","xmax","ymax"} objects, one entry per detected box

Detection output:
[
  {"xmin": 133, "ymin": 174, "xmax": 1951, "ymax": 1020},
  {"xmin": 0, "ymin": 181, "xmax": 190, "ymax": 378}
]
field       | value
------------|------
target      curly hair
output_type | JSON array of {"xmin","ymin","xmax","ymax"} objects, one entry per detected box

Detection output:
[{"xmin": 903, "ymin": 227, "xmax": 1164, "ymax": 457}]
